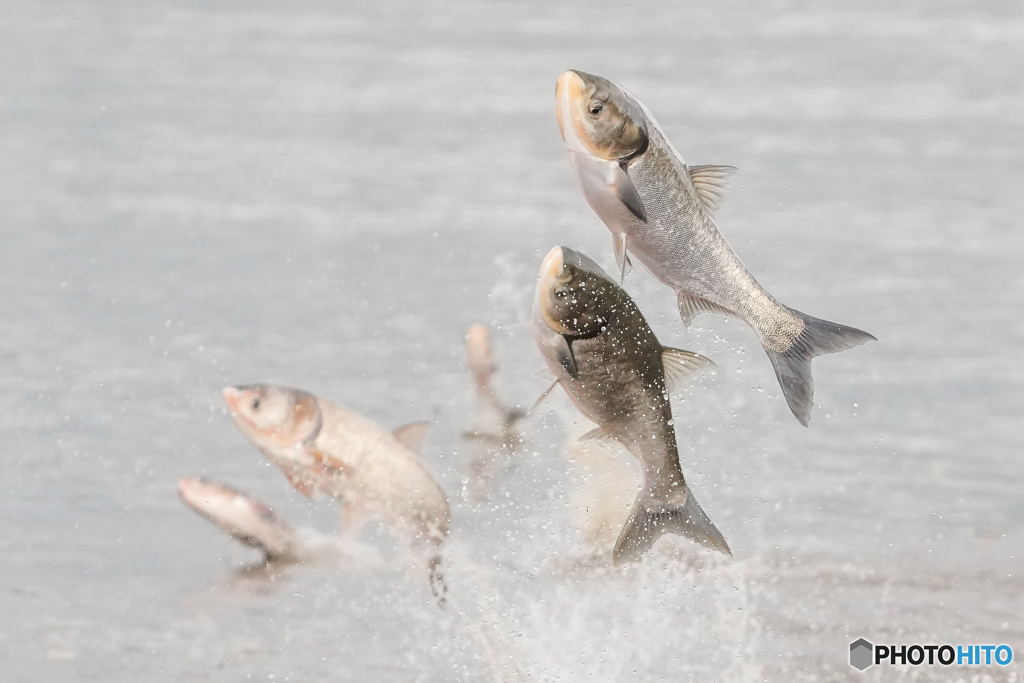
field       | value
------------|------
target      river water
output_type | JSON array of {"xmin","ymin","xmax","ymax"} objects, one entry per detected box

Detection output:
[{"xmin": 1, "ymin": 0, "xmax": 1021, "ymax": 681}]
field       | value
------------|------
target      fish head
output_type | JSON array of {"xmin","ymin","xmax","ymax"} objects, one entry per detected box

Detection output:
[
  {"xmin": 556, "ymin": 70, "xmax": 648, "ymax": 161},
  {"xmin": 465, "ymin": 324, "xmax": 495, "ymax": 379},
  {"xmin": 178, "ymin": 478, "xmax": 242, "ymax": 519},
  {"xmin": 535, "ymin": 245, "xmax": 614, "ymax": 338},
  {"xmin": 178, "ymin": 478, "xmax": 292, "ymax": 556},
  {"xmin": 223, "ymin": 384, "xmax": 322, "ymax": 454}
]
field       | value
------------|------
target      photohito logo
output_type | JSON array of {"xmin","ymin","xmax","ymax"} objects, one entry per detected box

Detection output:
[{"xmin": 849, "ymin": 639, "xmax": 1013, "ymax": 671}]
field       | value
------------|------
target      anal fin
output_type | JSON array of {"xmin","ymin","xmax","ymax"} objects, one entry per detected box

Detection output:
[
  {"xmin": 578, "ymin": 426, "xmax": 618, "ymax": 447},
  {"xmin": 676, "ymin": 291, "xmax": 734, "ymax": 327}
]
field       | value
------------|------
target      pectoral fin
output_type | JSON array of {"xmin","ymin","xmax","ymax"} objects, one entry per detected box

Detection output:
[
  {"xmin": 688, "ymin": 164, "xmax": 737, "ymax": 215},
  {"xmin": 553, "ymin": 334, "xmax": 579, "ymax": 379},
  {"xmin": 306, "ymin": 444, "xmax": 353, "ymax": 477},
  {"xmin": 393, "ymin": 421, "xmax": 430, "ymax": 454},
  {"xmin": 608, "ymin": 163, "xmax": 647, "ymax": 223},
  {"xmin": 661, "ymin": 348, "xmax": 716, "ymax": 393},
  {"xmin": 284, "ymin": 470, "xmax": 316, "ymax": 498}
]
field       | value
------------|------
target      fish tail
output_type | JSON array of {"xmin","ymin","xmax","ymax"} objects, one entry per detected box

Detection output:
[
  {"xmin": 612, "ymin": 488, "xmax": 730, "ymax": 565},
  {"xmin": 767, "ymin": 311, "xmax": 876, "ymax": 426},
  {"xmin": 428, "ymin": 552, "xmax": 448, "ymax": 608}
]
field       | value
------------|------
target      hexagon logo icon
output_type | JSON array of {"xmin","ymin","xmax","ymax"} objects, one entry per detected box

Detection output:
[{"xmin": 850, "ymin": 638, "xmax": 874, "ymax": 671}]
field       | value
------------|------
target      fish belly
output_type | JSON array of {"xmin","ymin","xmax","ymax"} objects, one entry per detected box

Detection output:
[{"xmin": 567, "ymin": 335, "xmax": 679, "ymax": 479}]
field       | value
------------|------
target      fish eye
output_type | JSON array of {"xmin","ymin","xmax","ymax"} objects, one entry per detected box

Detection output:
[
  {"xmin": 554, "ymin": 290, "xmax": 567, "ymax": 300},
  {"xmin": 588, "ymin": 101, "xmax": 604, "ymax": 115},
  {"xmin": 252, "ymin": 398, "xmax": 261, "ymax": 410}
]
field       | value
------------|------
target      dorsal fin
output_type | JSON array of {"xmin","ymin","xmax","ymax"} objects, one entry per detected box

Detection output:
[
  {"xmin": 688, "ymin": 165, "xmax": 737, "ymax": 215},
  {"xmin": 393, "ymin": 421, "xmax": 430, "ymax": 454},
  {"xmin": 661, "ymin": 348, "xmax": 716, "ymax": 393}
]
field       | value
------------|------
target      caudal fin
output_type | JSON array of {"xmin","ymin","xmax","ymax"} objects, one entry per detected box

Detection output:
[
  {"xmin": 767, "ymin": 311, "xmax": 875, "ymax": 427},
  {"xmin": 428, "ymin": 553, "xmax": 448, "ymax": 608},
  {"xmin": 612, "ymin": 489, "xmax": 730, "ymax": 565}
]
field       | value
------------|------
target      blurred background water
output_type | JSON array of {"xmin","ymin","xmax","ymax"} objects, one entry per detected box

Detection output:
[{"xmin": 0, "ymin": 0, "xmax": 1022, "ymax": 680}]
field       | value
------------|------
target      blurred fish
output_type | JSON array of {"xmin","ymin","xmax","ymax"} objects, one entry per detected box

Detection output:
[
  {"xmin": 222, "ymin": 384, "xmax": 450, "ymax": 599},
  {"xmin": 463, "ymin": 324, "xmax": 526, "ymax": 498},
  {"xmin": 555, "ymin": 69, "xmax": 875, "ymax": 426},
  {"xmin": 177, "ymin": 478, "xmax": 378, "ymax": 585},
  {"xmin": 533, "ymin": 245, "xmax": 729, "ymax": 563},
  {"xmin": 178, "ymin": 478, "xmax": 299, "ymax": 564}
]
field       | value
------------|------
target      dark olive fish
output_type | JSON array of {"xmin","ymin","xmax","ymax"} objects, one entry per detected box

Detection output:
[
  {"xmin": 556, "ymin": 69, "xmax": 875, "ymax": 426},
  {"xmin": 533, "ymin": 245, "xmax": 729, "ymax": 563}
]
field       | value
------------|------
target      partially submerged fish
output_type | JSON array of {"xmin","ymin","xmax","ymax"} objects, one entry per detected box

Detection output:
[
  {"xmin": 465, "ymin": 323, "xmax": 526, "ymax": 451},
  {"xmin": 222, "ymin": 385, "xmax": 450, "ymax": 598},
  {"xmin": 533, "ymin": 245, "xmax": 729, "ymax": 563},
  {"xmin": 178, "ymin": 477, "xmax": 299, "ymax": 563},
  {"xmin": 555, "ymin": 69, "xmax": 875, "ymax": 425},
  {"xmin": 464, "ymin": 324, "xmax": 526, "ymax": 498}
]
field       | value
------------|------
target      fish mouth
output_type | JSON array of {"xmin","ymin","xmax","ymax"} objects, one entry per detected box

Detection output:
[
  {"xmin": 556, "ymin": 70, "xmax": 595, "ymax": 156},
  {"xmin": 537, "ymin": 246, "xmax": 574, "ymax": 335},
  {"xmin": 177, "ymin": 477, "xmax": 202, "ymax": 500},
  {"xmin": 539, "ymin": 244, "xmax": 564, "ymax": 282},
  {"xmin": 222, "ymin": 386, "xmax": 243, "ymax": 413}
]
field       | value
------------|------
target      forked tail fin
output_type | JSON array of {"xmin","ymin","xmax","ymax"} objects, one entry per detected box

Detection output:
[
  {"xmin": 767, "ymin": 311, "xmax": 875, "ymax": 427},
  {"xmin": 612, "ymin": 489, "xmax": 730, "ymax": 565}
]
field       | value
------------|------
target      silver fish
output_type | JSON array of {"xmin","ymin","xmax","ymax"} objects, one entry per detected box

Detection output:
[
  {"xmin": 178, "ymin": 477, "xmax": 299, "ymax": 563},
  {"xmin": 223, "ymin": 384, "xmax": 450, "ymax": 599},
  {"xmin": 464, "ymin": 323, "xmax": 526, "ymax": 451},
  {"xmin": 463, "ymin": 324, "xmax": 527, "ymax": 499},
  {"xmin": 555, "ymin": 70, "xmax": 875, "ymax": 426},
  {"xmin": 533, "ymin": 245, "xmax": 729, "ymax": 563}
]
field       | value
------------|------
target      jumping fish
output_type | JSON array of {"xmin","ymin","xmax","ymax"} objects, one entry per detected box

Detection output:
[
  {"xmin": 464, "ymin": 324, "xmax": 526, "ymax": 498},
  {"xmin": 555, "ymin": 70, "xmax": 875, "ymax": 425},
  {"xmin": 178, "ymin": 477, "xmax": 299, "ymax": 563},
  {"xmin": 222, "ymin": 385, "xmax": 450, "ymax": 598},
  {"xmin": 465, "ymin": 324, "xmax": 526, "ymax": 451},
  {"xmin": 533, "ymin": 245, "xmax": 730, "ymax": 563}
]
